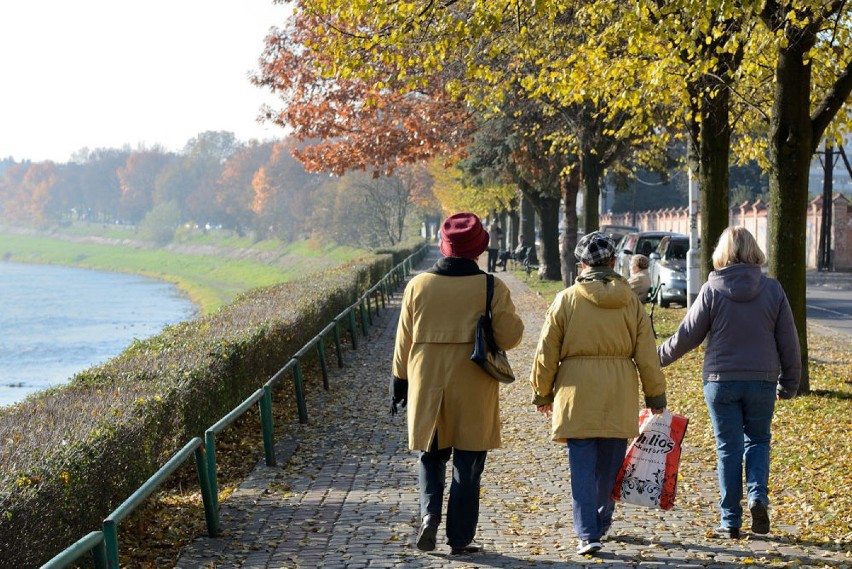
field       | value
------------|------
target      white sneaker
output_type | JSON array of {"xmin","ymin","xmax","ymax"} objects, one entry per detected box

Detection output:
[{"xmin": 577, "ymin": 540, "xmax": 602, "ymax": 554}]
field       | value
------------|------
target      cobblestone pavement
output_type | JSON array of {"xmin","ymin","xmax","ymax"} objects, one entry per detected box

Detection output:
[{"xmin": 176, "ymin": 248, "xmax": 849, "ymax": 568}]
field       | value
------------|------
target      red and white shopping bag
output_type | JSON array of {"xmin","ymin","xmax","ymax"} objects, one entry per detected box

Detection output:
[{"xmin": 611, "ymin": 409, "xmax": 688, "ymax": 510}]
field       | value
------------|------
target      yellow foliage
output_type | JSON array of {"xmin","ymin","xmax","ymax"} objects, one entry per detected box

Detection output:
[{"xmin": 427, "ymin": 157, "xmax": 518, "ymax": 217}]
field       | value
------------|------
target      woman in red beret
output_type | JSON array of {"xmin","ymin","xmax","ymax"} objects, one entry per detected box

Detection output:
[{"xmin": 392, "ymin": 212, "xmax": 524, "ymax": 555}]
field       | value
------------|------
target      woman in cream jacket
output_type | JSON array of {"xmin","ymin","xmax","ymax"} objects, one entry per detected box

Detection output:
[
  {"xmin": 392, "ymin": 212, "xmax": 524, "ymax": 556},
  {"xmin": 530, "ymin": 231, "xmax": 666, "ymax": 555}
]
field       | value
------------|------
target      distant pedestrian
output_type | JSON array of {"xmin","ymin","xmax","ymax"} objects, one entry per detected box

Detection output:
[
  {"xmin": 391, "ymin": 212, "xmax": 524, "ymax": 556},
  {"xmin": 529, "ymin": 231, "xmax": 667, "ymax": 556},
  {"xmin": 628, "ymin": 254, "xmax": 652, "ymax": 302},
  {"xmin": 657, "ymin": 226, "xmax": 800, "ymax": 539},
  {"xmin": 486, "ymin": 217, "xmax": 503, "ymax": 273}
]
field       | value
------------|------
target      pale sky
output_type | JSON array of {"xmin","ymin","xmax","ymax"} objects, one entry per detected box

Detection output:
[{"xmin": 0, "ymin": 0, "xmax": 292, "ymax": 163}]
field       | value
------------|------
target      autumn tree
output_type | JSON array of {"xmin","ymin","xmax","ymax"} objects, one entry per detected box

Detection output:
[
  {"xmin": 117, "ymin": 149, "xmax": 175, "ymax": 224},
  {"xmin": 73, "ymin": 148, "xmax": 129, "ymax": 223},
  {"xmin": 758, "ymin": 1, "xmax": 852, "ymax": 392},
  {"xmin": 253, "ymin": 7, "xmax": 476, "ymax": 176},
  {"xmin": 0, "ymin": 161, "xmax": 31, "ymax": 223},
  {"xmin": 264, "ymin": 2, "xmax": 676, "ymax": 283},
  {"xmin": 313, "ymin": 166, "xmax": 430, "ymax": 247},
  {"xmin": 453, "ymin": 111, "xmax": 567, "ymax": 280},
  {"xmin": 181, "ymin": 131, "xmax": 241, "ymax": 226},
  {"xmin": 252, "ymin": 3, "xmax": 480, "ymax": 248},
  {"xmin": 26, "ymin": 162, "xmax": 61, "ymax": 225},
  {"xmin": 251, "ymin": 140, "xmax": 326, "ymax": 241},
  {"xmin": 217, "ymin": 141, "xmax": 276, "ymax": 235}
]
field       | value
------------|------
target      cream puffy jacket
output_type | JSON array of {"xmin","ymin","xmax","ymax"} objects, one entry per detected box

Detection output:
[{"xmin": 530, "ymin": 266, "xmax": 666, "ymax": 442}]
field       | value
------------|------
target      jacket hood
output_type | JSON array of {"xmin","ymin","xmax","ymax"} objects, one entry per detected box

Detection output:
[
  {"xmin": 575, "ymin": 266, "xmax": 634, "ymax": 308},
  {"xmin": 707, "ymin": 263, "xmax": 766, "ymax": 302}
]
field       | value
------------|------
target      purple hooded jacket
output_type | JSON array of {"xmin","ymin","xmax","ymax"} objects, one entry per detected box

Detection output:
[{"xmin": 657, "ymin": 263, "xmax": 801, "ymax": 399}]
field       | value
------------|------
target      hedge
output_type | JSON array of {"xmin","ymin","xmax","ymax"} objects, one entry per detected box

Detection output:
[{"xmin": 0, "ymin": 241, "xmax": 426, "ymax": 568}]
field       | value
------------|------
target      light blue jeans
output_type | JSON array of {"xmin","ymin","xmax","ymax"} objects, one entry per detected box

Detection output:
[
  {"xmin": 703, "ymin": 380, "xmax": 776, "ymax": 529},
  {"xmin": 566, "ymin": 438, "xmax": 628, "ymax": 541}
]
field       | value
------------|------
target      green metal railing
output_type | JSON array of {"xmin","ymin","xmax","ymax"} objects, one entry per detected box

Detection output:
[
  {"xmin": 40, "ymin": 531, "xmax": 106, "ymax": 569},
  {"xmin": 102, "ymin": 438, "xmax": 215, "ymax": 568},
  {"xmin": 41, "ymin": 245, "xmax": 429, "ymax": 569}
]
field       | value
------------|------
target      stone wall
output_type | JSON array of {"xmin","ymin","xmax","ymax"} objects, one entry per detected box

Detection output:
[{"xmin": 600, "ymin": 193, "xmax": 851, "ymax": 270}]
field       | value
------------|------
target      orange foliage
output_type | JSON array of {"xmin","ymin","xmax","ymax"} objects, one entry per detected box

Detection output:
[{"xmin": 252, "ymin": 7, "xmax": 476, "ymax": 176}]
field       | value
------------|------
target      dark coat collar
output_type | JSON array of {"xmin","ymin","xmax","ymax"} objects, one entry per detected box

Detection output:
[{"xmin": 427, "ymin": 256, "xmax": 485, "ymax": 276}]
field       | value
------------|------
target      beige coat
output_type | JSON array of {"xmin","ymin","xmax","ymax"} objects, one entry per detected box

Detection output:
[
  {"xmin": 529, "ymin": 266, "xmax": 666, "ymax": 442},
  {"xmin": 393, "ymin": 271, "xmax": 524, "ymax": 451},
  {"xmin": 628, "ymin": 269, "xmax": 652, "ymax": 302}
]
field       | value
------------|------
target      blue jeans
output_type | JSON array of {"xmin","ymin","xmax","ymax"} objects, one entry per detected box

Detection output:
[
  {"xmin": 566, "ymin": 438, "xmax": 627, "ymax": 541},
  {"xmin": 418, "ymin": 437, "xmax": 487, "ymax": 548},
  {"xmin": 703, "ymin": 380, "xmax": 776, "ymax": 529}
]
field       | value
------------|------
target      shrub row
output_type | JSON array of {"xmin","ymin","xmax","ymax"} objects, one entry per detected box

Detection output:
[{"xmin": 0, "ymin": 241, "xmax": 426, "ymax": 568}]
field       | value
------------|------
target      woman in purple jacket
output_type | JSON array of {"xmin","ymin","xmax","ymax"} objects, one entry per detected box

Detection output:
[{"xmin": 657, "ymin": 227, "xmax": 800, "ymax": 539}]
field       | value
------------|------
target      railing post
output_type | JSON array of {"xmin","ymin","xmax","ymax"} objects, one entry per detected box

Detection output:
[
  {"xmin": 92, "ymin": 539, "xmax": 107, "ymax": 569},
  {"xmin": 205, "ymin": 430, "xmax": 219, "ymax": 513},
  {"xmin": 293, "ymin": 359, "xmax": 308, "ymax": 423},
  {"xmin": 332, "ymin": 318, "xmax": 344, "ymax": 368},
  {"xmin": 359, "ymin": 299, "xmax": 369, "ymax": 334},
  {"xmin": 365, "ymin": 295, "xmax": 374, "ymax": 325},
  {"xmin": 194, "ymin": 446, "xmax": 219, "ymax": 536},
  {"xmin": 102, "ymin": 520, "xmax": 119, "ymax": 569},
  {"xmin": 259, "ymin": 385, "xmax": 276, "ymax": 466},
  {"xmin": 347, "ymin": 308, "xmax": 358, "ymax": 349},
  {"xmin": 317, "ymin": 336, "xmax": 330, "ymax": 389}
]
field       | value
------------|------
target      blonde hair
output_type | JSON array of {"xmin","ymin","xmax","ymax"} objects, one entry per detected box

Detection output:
[
  {"xmin": 712, "ymin": 227, "xmax": 766, "ymax": 270},
  {"xmin": 632, "ymin": 254, "xmax": 650, "ymax": 270}
]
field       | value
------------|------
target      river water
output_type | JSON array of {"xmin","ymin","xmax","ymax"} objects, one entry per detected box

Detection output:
[{"xmin": 0, "ymin": 262, "xmax": 197, "ymax": 407}]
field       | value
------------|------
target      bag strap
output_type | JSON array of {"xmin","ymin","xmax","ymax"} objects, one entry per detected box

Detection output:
[{"xmin": 485, "ymin": 273, "xmax": 494, "ymax": 319}]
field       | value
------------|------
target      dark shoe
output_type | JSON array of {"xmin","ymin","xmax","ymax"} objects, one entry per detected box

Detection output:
[
  {"xmin": 750, "ymin": 501, "xmax": 770, "ymax": 534},
  {"xmin": 576, "ymin": 540, "xmax": 602, "ymax": 554},
  {"xmin": 416, "ymin": 516, "xmax": 439, "ymax": 552},
  {"xmin": 450, "ymin": 542, "xmax": 484, "ymax": 555},
  {"xmin": 711, "ymin": 526, "xmax": 741, "ymax": 539}
]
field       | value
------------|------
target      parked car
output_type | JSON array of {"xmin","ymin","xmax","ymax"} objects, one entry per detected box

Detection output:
[
  {"xmin": 649, "ymin": 235, "xmax": 692, "ymax": 307},
  {"xmin": 599, "ymin": 224, "xmax": 639, "ymax": 244},
  {"xmin": 614, "ymin": 231, "xmax": 685, "ymax": 278}
]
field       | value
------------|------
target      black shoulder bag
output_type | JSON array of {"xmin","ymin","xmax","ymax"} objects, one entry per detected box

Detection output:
[{"xmin": 470, "ymin": 274, "xmax": 516, "ymax": 384}]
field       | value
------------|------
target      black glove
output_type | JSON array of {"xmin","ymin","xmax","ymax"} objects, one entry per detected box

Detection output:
[
  {"xmin": 390, "ymin": 376, "xmax": 408, "ymax": 415},
  {"xmin": 777, "ymin": 383, "xmax": 797, "ymax": 400}
]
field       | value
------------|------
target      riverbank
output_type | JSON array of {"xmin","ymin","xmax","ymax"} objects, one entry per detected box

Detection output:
[{"xmin": 0, "ymin": 225, "xmax": 367, "ymax": 314}]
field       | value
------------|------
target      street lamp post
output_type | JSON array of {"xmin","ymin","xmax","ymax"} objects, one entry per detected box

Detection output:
[{"xmin": 686, "ymin": 165, "xmax": 700, "ymax": 308}]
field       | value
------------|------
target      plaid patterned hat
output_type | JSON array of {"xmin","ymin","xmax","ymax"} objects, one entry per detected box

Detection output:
[{"xmin": 575, "ymin": 231, "xmax": 617, "ymax": 266}]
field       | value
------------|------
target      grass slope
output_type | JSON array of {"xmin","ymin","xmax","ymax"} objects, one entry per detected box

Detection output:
[{"xmin": 0, "ymin": 229, "xmax": 366, "ymax": 314}]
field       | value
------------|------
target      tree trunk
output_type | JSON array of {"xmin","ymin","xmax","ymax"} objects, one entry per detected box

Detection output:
[
  {"xmin": 507, "ymin": 194, "xmax": 520, "ymax": 250},
  {"xmin": 580, "ymin": 143, "xmax": 601, "ymax": 234},
  {"xmin": 561, "ymin": 168, "xmax": 581, "ymax": 288},
  {"xmin": 519, "ymin": 193, "xmax": 536, "ymax": 248},
  {"xmin": 767, "ymin": 43, "xmax": 813, "ymax": 393},
  {"xmin": 535, "ymin": 197, "xmax": 562, "ymax": 280},
  {"xmin": 698, "ymin": 83, "xmax": 731, "ymax": 279},
  {"xmin": 524, "ymin": 188, "xmax": 562, "ymax": 281}
]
